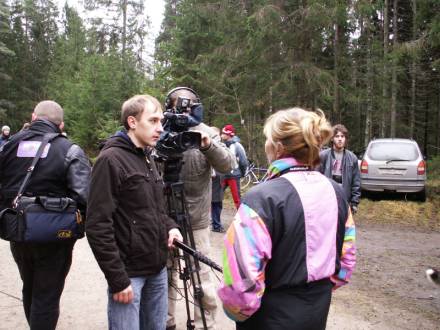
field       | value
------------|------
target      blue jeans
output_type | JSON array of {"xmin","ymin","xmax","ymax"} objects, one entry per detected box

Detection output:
[
  {"xmin": 211, "ymin": 201, "xmax": 223, "ymax": 230},
  {"xmin": 108, "ymin": 267, "xmax": 167, "ymax": 330}
]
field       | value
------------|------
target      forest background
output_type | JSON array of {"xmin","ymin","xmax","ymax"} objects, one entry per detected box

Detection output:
[{"xmin": 1, "ymin": 0, "xmax": 440, "ymax": 164}]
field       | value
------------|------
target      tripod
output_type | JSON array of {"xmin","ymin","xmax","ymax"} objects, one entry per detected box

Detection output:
[{"xmin": 163, "ymin": 156, "xmax": 210, "ymax": 330}]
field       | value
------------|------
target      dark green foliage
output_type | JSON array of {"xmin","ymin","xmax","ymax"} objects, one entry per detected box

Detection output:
[
  {"xmin": 0, "ymin": 1, "xmax": 151, "ymax": 155},
  {"xmin": 155, "ymin": 0, "xmax": 440, "ymax": 163},
  {"xmin": 1, "ymin": 0, "xmax": 440, "ymax": 162}
]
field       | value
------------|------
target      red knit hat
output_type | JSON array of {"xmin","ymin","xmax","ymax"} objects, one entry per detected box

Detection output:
[{"xmin": 222, "ymin": 124, "xmax": 235, "ymax": 137}]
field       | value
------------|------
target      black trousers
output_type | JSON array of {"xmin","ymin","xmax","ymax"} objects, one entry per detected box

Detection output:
[
  {"xmin": 236, "ymin": 279, "xmax": 333, "ymax": 330},
  {"xmin": 10, "ymin": 241, "xmax": 75, "ymax": 330}
]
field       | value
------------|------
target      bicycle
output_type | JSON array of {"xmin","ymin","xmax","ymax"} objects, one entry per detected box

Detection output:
[{"xmin": 240, "ymin": 162, "xmax": 268, "ymax": 189}]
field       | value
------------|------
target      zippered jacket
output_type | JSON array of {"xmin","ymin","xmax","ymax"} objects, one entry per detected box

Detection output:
[
  {"xmin": 218, "ymin": 157, "xmax": 356, "ymax": 322},
  {"xmin": 180, "ymin": 123, "xmax": 236, "ymax": 230},
  {"xmin": 86, "ymin": 132, "xmax": 177, "ymax": 293},
  {"xmin": 224, "ymin": 136, "xmax": 248, "ymax": 179},
  {"xmin": 319, "ymin": 148, "xmax": 361, "ymax": 208},
  {"xmin": 0, "ymin": 119, "xmax": 90, "ymax": 214}
]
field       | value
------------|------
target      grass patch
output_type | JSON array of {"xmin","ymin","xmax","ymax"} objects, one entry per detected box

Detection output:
[{"xmin": 357, "ymin": 198, "xmax": 439, "ymax": 230}]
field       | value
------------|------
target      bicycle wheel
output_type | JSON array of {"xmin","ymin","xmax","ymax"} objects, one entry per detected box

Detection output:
[{"xmin": 240, "ymin": 174, "xmax": 252, "ymax": 189}]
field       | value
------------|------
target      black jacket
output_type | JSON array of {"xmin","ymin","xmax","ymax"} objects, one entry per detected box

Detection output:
[
  {"xmin": 319, "ymin": 148, "xmax": 361, "ymax": 208},
  {"xmin": 0, "ymin": 120, "xmax": 90, "ymax": 214},
  {"xmin": 86, "ymin": 132, "xmax": 177, "ymax": 293}
]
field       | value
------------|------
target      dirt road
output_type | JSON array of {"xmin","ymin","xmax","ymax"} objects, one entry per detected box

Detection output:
[{"xmin": 0, "ymin": 208, "xmax": 439, "ymax": 329}]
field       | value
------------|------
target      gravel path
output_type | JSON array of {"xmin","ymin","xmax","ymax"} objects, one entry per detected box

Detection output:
[{"xmin": 0, "ymin": 209, "xmax": 439, "ymax": 329}]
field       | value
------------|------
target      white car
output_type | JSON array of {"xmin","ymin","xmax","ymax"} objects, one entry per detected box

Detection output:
[{"xmin": 360, "ymin": 138, "xmax": 426, "ymax": 201}]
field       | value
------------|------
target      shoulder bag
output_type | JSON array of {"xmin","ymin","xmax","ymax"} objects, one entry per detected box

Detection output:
[{"xmin": 0, "ymin": 133, "xmax": 84, "ymax": 242}]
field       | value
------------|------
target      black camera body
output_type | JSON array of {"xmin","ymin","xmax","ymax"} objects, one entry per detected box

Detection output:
[
  {"xmin": 156, "ymin": 99, "xmax": 202, "ymax": 159},
  {"xmin": 176, "ymin": 96, "xmax": 193, "ymax": 111}
]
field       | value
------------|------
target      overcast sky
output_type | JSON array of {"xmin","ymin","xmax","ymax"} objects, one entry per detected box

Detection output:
[{"xmin": 57, "ymin": 0, "xmax": 165, "ymax": 57}]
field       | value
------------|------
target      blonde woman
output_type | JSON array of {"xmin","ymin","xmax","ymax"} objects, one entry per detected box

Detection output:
[{"xmin": 218, "ymin": 108, "xmax": 356, "ymax": 330}]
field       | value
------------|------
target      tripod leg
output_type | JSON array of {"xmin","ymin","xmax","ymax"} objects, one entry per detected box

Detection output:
[
  {"xmin": 168, "ymin": 250, "xmax": 195, "ymax": 330},
  {"xmin": 191, "ymin": 228, "xmax": 218, "ymax": 330}
]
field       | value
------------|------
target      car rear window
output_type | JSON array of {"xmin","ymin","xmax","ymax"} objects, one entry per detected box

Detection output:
[{"xmin": 367, "ymin": 142, "xmax": 419, "ymax": 161}]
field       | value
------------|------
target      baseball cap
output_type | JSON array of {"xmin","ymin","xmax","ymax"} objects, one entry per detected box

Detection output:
[{"xmin": 222, "ymin": 124, "xmax": 235, "ymax": 137}]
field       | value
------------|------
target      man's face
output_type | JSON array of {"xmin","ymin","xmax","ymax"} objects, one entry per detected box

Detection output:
[
  {"xmin": 130, "ymin": 105, "xmax": 164, "ymax": 148},
  {"xmin": 3, "ymin": 129, "xmax": 10, "ymax": 137},
  {"xmin": 221, "ymin": 133, "xmax": 231, "ymax": 142},
  {"xmin": 332, "ymin": 131, "xmax": 346, "ymax": 151}
]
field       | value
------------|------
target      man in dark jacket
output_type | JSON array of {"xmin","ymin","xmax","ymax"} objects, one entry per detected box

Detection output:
[
  {"xmin": 0, "ymin": 100, "xmax": 91, "ymax": 330},
  {"xmin": 319, "ymin": 124, "xmax": 361, "ymax": 213},
  {"xmin": 221, "ymin": 124, "xmax": 248, "ymax": 209},
  {"xmin": 86, "ymin": 94, "xmax": 182, "ymax": 330}
]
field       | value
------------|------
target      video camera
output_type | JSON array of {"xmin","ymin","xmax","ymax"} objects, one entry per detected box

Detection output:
[{"xmin": 156, "ymin": 94, "xmax": 203, "ymax": 159}]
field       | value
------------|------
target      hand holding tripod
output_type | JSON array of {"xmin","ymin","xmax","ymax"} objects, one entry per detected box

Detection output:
[{"xmin": 164, "ymin": 156, "xmax": 222, "ymax": 330}]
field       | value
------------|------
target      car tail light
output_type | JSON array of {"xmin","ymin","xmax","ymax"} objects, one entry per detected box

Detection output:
[
  {"xmin": 417, "ymin": 160, "xmax": 426, "ymax": 175},
  {"xmin": 360, "ymin": 160, "xmax": 368, "ymax": 174}
]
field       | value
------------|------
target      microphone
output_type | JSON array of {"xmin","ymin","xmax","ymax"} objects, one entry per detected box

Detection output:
[{"xmin": 173, "ymin": 239, "xmax": 223, "ymax": 273}]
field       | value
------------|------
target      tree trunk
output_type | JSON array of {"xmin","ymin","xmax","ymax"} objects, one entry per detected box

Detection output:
[
  {"xmin": 121, "ymin": 0, "xmax": 127, "ymax": 57},
  {"xmin": 381, "ymin": 0, "xmax": 389, "ymax": 137},
  {"xmin": 390, "ymin": 0, "xmax": 398, "ymax": 137},
  {"xmin": 333, "ymin": 21, "xmax": 340, "ymax": 123},
  {"xmin": 437, "ymin": 83, "xmax": 440, "ymax": 156},
  {"xmin": 364, "ymin": 18, "xmax": 373, "ymax": 148},
  {"xmin": 424, "ymin": 100, "xmax": 428, "ymax": 157},
  {"xmin": 409, "ymin": 0, "xmax": 417, "ymax": 138}
]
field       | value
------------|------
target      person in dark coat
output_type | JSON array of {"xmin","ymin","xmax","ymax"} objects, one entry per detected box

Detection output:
[
  {"xmin": 319, "ymin": 124, "xmax": 361, "ymax": 213},
  {"xmin": 210, "ymin": 127, "xmax": 226, "ymax": 233},
  {"xmin": 86, "ymin": 95, "xmax": 182, "ymax": 330},
  {"xmin": 0, "ymin": 101, "xmax": 91, "ymax": 329}
]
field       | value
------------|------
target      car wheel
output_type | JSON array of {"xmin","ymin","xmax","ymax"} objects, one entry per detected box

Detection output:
[{"xmin": 416, "ymin": 189, "xmax": 426, "ymax": 202}]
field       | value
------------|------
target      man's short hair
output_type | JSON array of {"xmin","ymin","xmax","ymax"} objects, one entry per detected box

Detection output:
[
  {"xmin": 34, "ymin": 101, "xmax": 64, "ymax": 125},
  {"xmin": 121, "ymin": 95, "xmax": 162, "ymax": 130}
]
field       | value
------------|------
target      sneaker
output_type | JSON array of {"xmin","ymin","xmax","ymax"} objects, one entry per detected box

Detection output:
[{"xmin": 212, "ymin": 227, "xmax": 226, "ymax": 233}]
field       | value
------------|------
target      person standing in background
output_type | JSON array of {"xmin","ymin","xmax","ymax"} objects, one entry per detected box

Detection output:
[
  {"xmin": 210, "ymin": 126, "xmax": 226, "ymax": 233},
  {"xmin": 220, "ymin": 124, "xmax": 248, "ymax": 209},
  {"xmin": 0, "ymin": 125, "xmax": 11, "ymax": 146},
  {"xmin": 319, "ymin": 124, "xmax": 361, "ymax": 214}
]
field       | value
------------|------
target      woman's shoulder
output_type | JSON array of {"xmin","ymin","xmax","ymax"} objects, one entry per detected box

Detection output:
[{"xmin": 243, "ymin": 177, "xmax": 295, "ymax": 205}]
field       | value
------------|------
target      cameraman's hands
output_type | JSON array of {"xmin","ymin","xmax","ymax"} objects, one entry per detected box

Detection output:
[{"xmin": 168, "ymin": 228, "xmax": 183, "ymax": 248}]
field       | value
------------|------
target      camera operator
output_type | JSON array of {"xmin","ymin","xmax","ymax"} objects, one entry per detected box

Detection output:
[{"xmin": 164, "ymin": 87, "xmax": 236, "ymax": 330}]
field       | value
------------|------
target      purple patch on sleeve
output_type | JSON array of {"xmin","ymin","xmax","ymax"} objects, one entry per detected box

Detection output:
[{"xmin": 17, "ymin": 141, "xmax": 50, "ymax": 158}]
